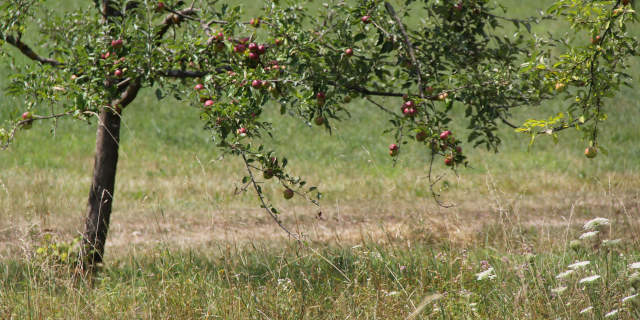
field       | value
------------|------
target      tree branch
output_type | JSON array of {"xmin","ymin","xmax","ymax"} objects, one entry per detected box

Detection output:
[
  {"xmin": 112, "ymin": 79, "xmax": 141, "ymax": 111},
  {"xmin": 156, "ymin": 8, "xmax": 198, "ymax": 40},
  {"xmin": 3, "ymin": 35, "xmax": 63, "ymax": 66},
  {"xmin": 158, "ymin": 66, "xmax": 232, "ymax": 78},
  {"xmin": 384, "ymin": 2, "xmax": 425, "ymax": 99},
  {"xmin": 346, "ymin": 84, "xmax": 404, "ymax": 97},
  {"xmin": 1, "ymin": 111, "xmax": 76, "ymax": 150}
]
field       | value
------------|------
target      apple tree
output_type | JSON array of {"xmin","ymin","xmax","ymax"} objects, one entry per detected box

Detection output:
[{"xmin": 0, "ymin": 0, "xmax": 637, "ymax": 269}]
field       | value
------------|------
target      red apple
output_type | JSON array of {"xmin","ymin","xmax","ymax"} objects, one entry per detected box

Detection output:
[
  {"xmin": 584, "ymin": 146, "xmax": 597, "ymax": 158},
  {"xmin": 194, "ymin": 84, "xmax": 204, "ymax": 91},
  {"xmin": 233, "ymin": 44, "xmax": 246, "ymax": 53},
  {"xmin": 250, "ymin": 18, "xmax": 260, "ymax": 27},
  {"xmin": 453, "ymin": 3, "xmax": 463, "ymax": 11},
  {"xmin": 257, "ymin": 45, "xmax": 266, "ymax": 54},
  {"xmin": 283, "ymin": 188, "xmax": 294, "ymax": 199},
  {"xmin": 156, "ymin": 2, "xmax": 165, "ymax": 11},
  {"xmin": 263, "ymin": 169, "xmax": 274, "ymax": 179},
  {"xmin": 403, "ymin": 100, "xmax": 415, "ymax": 108},
  {"xmin": 416, "ymin": 131, "xmax": 427, "ymax": 142},
  {"xmin": 114, "ymin": 69, "xmax": 123, "ymax": 77},
  {"xmin": 237, "ymin": 127, "xmax": 247, "ymax": 135},
  {"xmin": 252, "ymin": 80, "xmax": 262, "ymax": 88},
  {"xmin": 314, "ymin": 116, "xmax": 325, "ymax": 126},
  {"xmin": 361, "ymin": 15, "xmax": 371, "ymax": 24},
  {"xmin": 444, "ymin": 156, "xmax": 454, "ymax": 166},
  {"xmin": 591, "ymin": 35, "xmax": 601, "ymax": 45},
  {"xmin": 316, "ymin": 92, "xmax": 326, "ymax": 105},
  {"xmin": 248, "ymin": 43, "xmax": 258, "ymax": 52},
  {"xmin": 111, "ymin": 39, "xmax": 123, "ymax": 49},
  {"xmin": 440, "ymin": 130, "xmax": 452, "ymax": 140},
  {"xmin": 343, "ymin": 96, "xmax": 352, "ymax": 103},
  {"xmin": 403, "ymin": 107, "xmax": 416, "ymax": 117},
  {"xmin": 21, "ymin": 112, "xmax": 33, "ymax": 129},
  {"xmin": 455, "ymin": 146, "xmax": 462, "ymax": 153},
  {"xmin": 389, "ymin": 143, "xmax": 399, "ymax": 156},
  {"xmin": 204, "ymin": 100, "xmax": 214, "ymax": 107},
  {"xmin": 438, "ymin": 92, "xmax": 448, "ymax": 100},
  {"xmin": 274, "ymin": 38, "xmax": 283, "ymax": 46},
  {"xmin": 249, "ymin": 52, "xmax": 259, "ymax": 60},
  {"xmin": 345, "ymin": 48, "xmax": 354, "ymax": 57}
]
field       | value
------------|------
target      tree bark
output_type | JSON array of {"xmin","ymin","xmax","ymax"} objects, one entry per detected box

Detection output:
[{"xmin": 81, "ymin": 107, "xmax": 122, "ymax": 266}]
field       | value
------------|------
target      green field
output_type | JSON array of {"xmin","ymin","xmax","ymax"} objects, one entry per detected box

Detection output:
[{"xmin": 1, "ymin": 0, "xmax": 640, "ymax": 319}]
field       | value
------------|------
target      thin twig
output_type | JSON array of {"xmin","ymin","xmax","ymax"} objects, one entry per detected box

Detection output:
[
  {"xmin": 427, "ymin": 152, "xmax": 455, "ymax": 208},
  {"xmin": 240, "ymin": 151, "xmax": 302, "ymax": 242},
  {"xmin": 365, "ymin": 97, "xmax": 396, "ymax": 116},
  {"xmin": 1, "ymin": 111, "xmax": 77, "ymax": 150}
]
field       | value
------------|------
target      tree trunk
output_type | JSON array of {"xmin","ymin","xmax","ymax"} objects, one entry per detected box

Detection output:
[{"xmin": 81, "ymin": 107, "xmax": 122, "ymax": 267}]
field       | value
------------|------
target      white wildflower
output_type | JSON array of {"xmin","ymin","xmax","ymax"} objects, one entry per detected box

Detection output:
[
  {"xmin": 604, "ymin": 309, "xmax": 619, "ymax": 318},
  {"xmin": 476, "ymin": 267, "xmax": 496, "ymax": 281},
  {"xmin": 629, "ymin": 262, "xmax": 640, "ymax": 270},
  {"xmin": 277, "ymin": 278, "xmax": 292, "ymax": 288},
  {"xmin": 386, "ymin": 291, "xmax": 400, "ymax": 296},
  {"xmin": 551, "ymin": 286, "xmax": 567, "ymax": 294},
  {"xmin": 568, "ymin": 261, "xmax": 590, "ymax": 270},
  {"xmin": 579, "ymin": 275, "xmax": 601, "ymax": 284},
  {"xmin": 583, "ymin": 217, "xmax": 609, "ymax": 230},
  {"xmin": 556, "ymin": 270, "xmax": 575, "ymax": 279},
  {"xmin": 579, "ymin": 231, "xmax": 599, "ymax": 240},
  {"xmin": 580, "ymin": 306, "xmax": 593, "ymax": 314},
  {"xmin": 622, "ymin": 293, "xmax": 638, "ymax": 303}
]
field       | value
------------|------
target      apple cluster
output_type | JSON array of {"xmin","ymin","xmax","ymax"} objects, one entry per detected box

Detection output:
[
  {"xmin": 97, "ymin": 39, "xmax": 128, "ymax": 81},
  {"xmin": 401, "ymin": 100, "xmax": 417, "ymax": 117}
]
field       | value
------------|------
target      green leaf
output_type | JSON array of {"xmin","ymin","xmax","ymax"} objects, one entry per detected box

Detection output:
[
  {"xmin": 380, "ymin": 41, "xmax": 394, "ymax": 54},
  {"xmin": 353, "ymin": 33, "xmax": 366, "ymax": 42},
  {"xmin": 155, "ymin": 88, "xmax": 164, "ymax": 101}
]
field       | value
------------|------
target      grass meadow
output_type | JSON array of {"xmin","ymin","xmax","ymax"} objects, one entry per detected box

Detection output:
[{"xmin": 1, "ymin": 0, "xmax": 640, "ymax": 318}]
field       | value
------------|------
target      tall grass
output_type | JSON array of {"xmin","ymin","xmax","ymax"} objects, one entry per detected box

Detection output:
[{"xmin": 2, "ymin": 214, "xmax": 639, "ymax": 319}]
